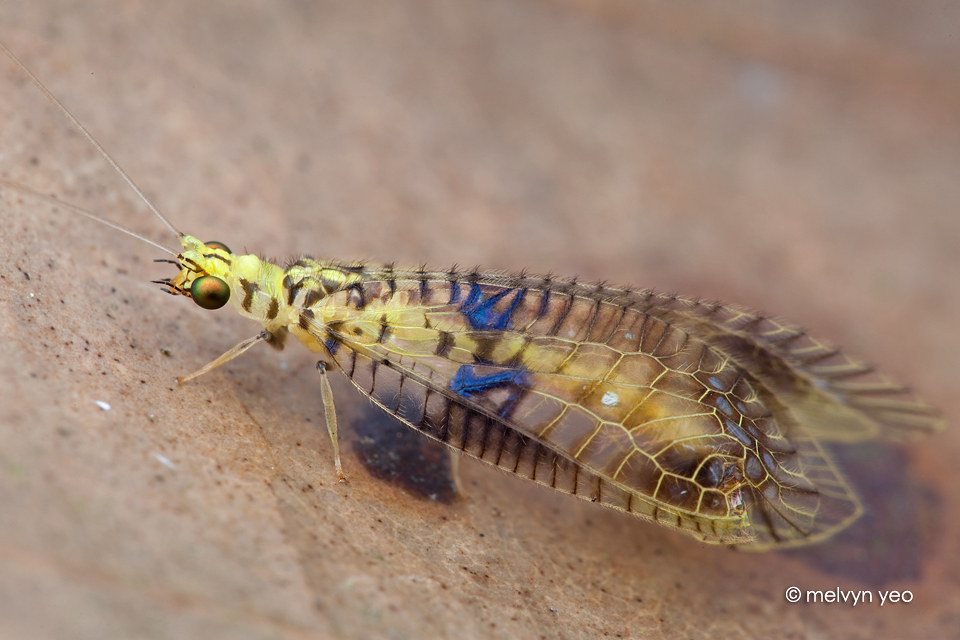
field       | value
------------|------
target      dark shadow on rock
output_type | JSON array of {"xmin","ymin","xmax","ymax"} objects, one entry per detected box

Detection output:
[
  {"xmin": 349, "ymin": 403, "xmax": 459, "ymax": 504},
  {"xmin": 781, "ymin": 441, "xmax": 942, "ymax": 587}
]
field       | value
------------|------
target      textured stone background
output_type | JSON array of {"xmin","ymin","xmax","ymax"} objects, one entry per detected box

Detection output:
[{"xmin": 1, "ymin": 1, "xmax": 958, "ymax": 638}]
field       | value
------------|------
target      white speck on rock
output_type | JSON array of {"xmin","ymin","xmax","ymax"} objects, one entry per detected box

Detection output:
[{"xmin": 154, "ymin": 453, "xmax": 176, "ymax": 470}]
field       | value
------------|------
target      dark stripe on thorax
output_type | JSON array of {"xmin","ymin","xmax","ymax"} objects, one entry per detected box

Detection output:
[
  {"xmin": 283, "ymin": 274, "xmax": 298, "ymax": 306},
  {"xmin": 303, "ymin": 285, "xmax": 324, "ymax": 309},
  {"xmin": 266, "ymin": 297, "xmax": 280, "ymax": 320},
  {"xmin": 202, "ymin": 253, "xmax": 232, "ymax": 266},
  {"xmin": 239, "ymin": 278, "xmax": 258, "ymax": 312}
]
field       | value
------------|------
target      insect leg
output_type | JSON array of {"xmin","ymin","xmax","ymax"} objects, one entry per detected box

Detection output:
[
  {"xmin": 447, "ymin": 449, "xmax": 465, "ymax": 497},
  {"xmin": 317, "ymin": 361, "xmax": 347, "ymax": 482},
  {"xmin": 177, "ymin": 331, "xmax": 272, "ymax": 384}
]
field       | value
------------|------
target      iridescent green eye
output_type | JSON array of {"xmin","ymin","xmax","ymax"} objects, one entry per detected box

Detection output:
[
  {"xmin": 190, "ymin": 275, "xmax": 230, "ymax": 310},
  {"xmin": 205, "ymin": 240, "xmax": 231, "ymax": 253}
]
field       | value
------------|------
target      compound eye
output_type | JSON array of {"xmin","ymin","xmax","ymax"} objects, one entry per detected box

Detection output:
[
  {"xmin": 204, "ymin": 240, "xmax": 232, "ymax": 253},
  {"xmin": 190, "ymin": 275, "xmax": 230, "ymax": 310}
]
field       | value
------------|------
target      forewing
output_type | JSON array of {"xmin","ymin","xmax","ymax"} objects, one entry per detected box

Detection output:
[{"xmin": 303, "ymin": 269, "xmax": 912, "ymax": 547}]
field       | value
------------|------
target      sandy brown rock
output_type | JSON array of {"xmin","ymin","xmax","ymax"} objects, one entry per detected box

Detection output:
[{"xmin": 1, "ymin": 1, "xmax": 957, "ymax": 638}]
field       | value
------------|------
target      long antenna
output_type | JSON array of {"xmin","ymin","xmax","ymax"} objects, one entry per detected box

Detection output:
[
  {"xmin": 0, "ymin": 178, "xmax": 178, "ymax": 257},
  {"xmin": 0, "ymin": 40, "xmax": 183, "ymax": 240}
]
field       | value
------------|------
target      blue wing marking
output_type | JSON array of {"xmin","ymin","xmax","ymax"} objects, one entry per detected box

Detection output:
[{"xmin": 460, "ymin": 284, "xmax": 525, "ymax": 331}]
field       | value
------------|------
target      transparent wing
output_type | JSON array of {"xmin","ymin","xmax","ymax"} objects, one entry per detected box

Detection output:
[
  {"xmin": 630, "ymin": 292, "xmax": 944, "ymax": 441},
  {"xmin": 302, "ymin": 268, "xmax": 939, "ymax": 547}
]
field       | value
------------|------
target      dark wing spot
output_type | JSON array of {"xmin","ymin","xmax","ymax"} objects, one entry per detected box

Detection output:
[
  {"xmin": 418, "ymin": 271, "xmax": 430, "ymax": 303},
  {"xmin": 345, "ymin": 282, "xmax": 367, "ymax": 309},
  {"xmin": 298, "ymin": 308, "xmax": 316, "ymax": 330},
  {"xmin": 377, "ymin": 315, "xmax": 391, "ymax": 344},
  {"xmin": 435, "ymin": 330, "xmax": 454, "ymax": 357},
  {"xmin": 385, "ymin": 264, "xmax": 397, "ymax": 299}
]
